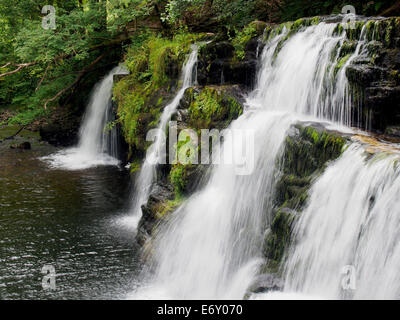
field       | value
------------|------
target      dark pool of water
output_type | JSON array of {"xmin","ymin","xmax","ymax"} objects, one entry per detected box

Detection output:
[{"xmin": 0, "ymin": 144, "xmax": 140, "ymax": 299}]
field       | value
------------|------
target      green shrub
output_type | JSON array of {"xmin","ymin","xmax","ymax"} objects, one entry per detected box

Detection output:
[{"xmin": 232, "ymin": 23, "xmax": 258, "ymax": 60}]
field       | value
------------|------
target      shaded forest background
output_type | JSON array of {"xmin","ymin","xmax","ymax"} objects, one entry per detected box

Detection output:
[{"xmin": 0, "ymin": 0, "xmax": 399, "ymax": 126}]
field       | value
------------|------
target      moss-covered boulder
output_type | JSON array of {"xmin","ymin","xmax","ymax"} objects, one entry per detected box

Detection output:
[
  {"xmin": 262, "ymin": 123, "xmax": 347, "ymax": 274},
  {"xmin": 137, "ymin": 182, "xmax": 180, "ymax": 246},
  {"xmin": 177, "ymin": 85, "xmax": 244, "ymax": 129}
]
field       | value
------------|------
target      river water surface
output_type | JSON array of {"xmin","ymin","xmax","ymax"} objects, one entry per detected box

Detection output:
[{"xmin": 0, "ymin": 141, "xmax": 140, "ymax": 299}]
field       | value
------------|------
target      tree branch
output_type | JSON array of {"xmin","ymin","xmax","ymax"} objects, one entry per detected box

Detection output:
[
  {"xmin": 35, "ymin": 63, "xmax": 51, "ymax": 92},
  {"xmin": 0, "ymin": 34, "xmax": 129, "ymax": 80},
  {"xmin": 43, "ymin": 54, "xmax": 105, "ymax": 110},
  {"xmin": 0, "ymin": 62, "xmax": 12, "ymax": 69},
  {"xmin": 0, "ymin": 62, "xmax": 37, "ymax": 78},
  {"xmin": 380, "ymin": 2, "xmax": 400, "ymax": 16}
]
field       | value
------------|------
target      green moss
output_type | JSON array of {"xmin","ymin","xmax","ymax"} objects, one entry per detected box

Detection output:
[
  {"xmin": 0, "ymin": 125, "xmax": 40, "ymax": 140},
  {"xmin": 113, "ymin": 32, "xmax": 198, "ymax": 156},
  {"xmin": 291, "ymin": 18, "xmax": 313, "ymax": 31},
  {"xmin": 384, "ymin": 20, "xmax": 395, "ymax": 47},
  {"xmin": 365, "ymin": 20, "xmax": 376, "ymax": 41},
  {"xmin": 390, "ymin": 70, "xmax": 400, "ymax": 85},
  {"xmin": 263, "ymin": 209, "xmax": 296, "ymax": 271},
  {"xmin": 188, "ymin": 87, "xmax": 243, "ymax": 129},
  {"xmin": 264, "ymin": 23, "xmax": 282, "ymax": 43},
  {"xmin": 170, "ymin": 164, "xmax": 186, "ymax": 196},
  {"xmin": 333, "ymin": 23, "xmax": 344, "ymax": 36},
  {"xmin": 232, "ymin": 22, "xmax": 258, "ymax": 61},
  {"xmin": 300, "ymin": 126, "xmax": 346, "ymax": 163},
  {"xmin": 334, "ymin": 54, "xmax": 351, "ymax": 75},
  {"xmin": 156, "ymin": 195, "xmax": 185, "ymax": 219},
  {"xmin": 129, "ymin": 159, "xmax": 141, "ymax": 174},
  {"xmin": 339, "ymin": 41, "xmax": 357, "ymax": 58},
  {"xmin": 275, "ymin": 175, "xmax": 311, "ymax": 210},
  {"xmin": 345, "ymin": 21, "xmax": 365, "ymax": 41},
  {"xmin": 311, "ymin": 16, "xmax": 321, "ymax": 25},
  {"xmin": 263, "ymin": 124, "xmax": 347, "ymax": 272}
]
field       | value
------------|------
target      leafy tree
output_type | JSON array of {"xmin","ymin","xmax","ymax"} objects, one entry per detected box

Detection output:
[{"xmin": 0, "ymin": 0, "xmax": 148, "ymax": 123}]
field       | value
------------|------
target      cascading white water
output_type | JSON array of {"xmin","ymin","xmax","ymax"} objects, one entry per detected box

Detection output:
[
  {"xmin": 43, "ymin": 66, "xmax": 128, "ymax": 170},
  {"xmin": 132, "ymin": 22, "xmax": 356, "ymax": 299},
  {"xmin": 132, "ymin": 19, "xmax": 397, "ymax": 300},
  {"xmin": 125, "ymin": 45, "xmax": 199, "ymax": 229},
  {"xmin": 283, "ymin": 143, "xmax": 400, "ymax": 300},
  {"xmin": 134, "ymin": 110, "xmax": 296, "ymax": 300}
]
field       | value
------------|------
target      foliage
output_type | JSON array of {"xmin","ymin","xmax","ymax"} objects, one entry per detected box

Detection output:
[
  {"xmin": 160, "ymin": 0, "xmax": 398, "ymax": 28},
  {"xmin": 280, "ymin": 0, "xmax": 397, "ymax": 21},
  {"xmin": 1, "ymin": 0, "xmax": 398, "ymax": 127},
  {"xmin": 106, "ymin": 0, "xmax": 153, "ymax": 32},
  {"xmin": 188, "ymin": 87, "xmax": 243, "ymax": 129},
  {"xmin": 0, "ymin": 0, "xmax": 154, "ymax": 125},
  {"xmin": 0, "ymin": 1, "xmax": 111, "ymax": 124},
  {"xmin": 113, "ymin": 31, "xmax": 197, "ymax": 153},
  {"xmin": 231, "ymin": 22, "xmax": 258, "ymax": 60},
  {"xmin": 162, "ymin": 0, "xmax": 256, "ymax": 28},
  {"xmin": 170, "ymin": 164, "xmax": 186, "ymax": 196}
]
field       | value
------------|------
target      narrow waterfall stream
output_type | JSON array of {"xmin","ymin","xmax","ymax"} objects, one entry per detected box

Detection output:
[
  {"xmin": 42, "ymin": 66, "xmax": 128, "ymax": 170},
  {"xmin": 133, "ymin": 19, "xmax": 400, "ymax": 300},
  {"xmin": 126, "ymin": 45, "xmax": 199, "ymax": 229}
]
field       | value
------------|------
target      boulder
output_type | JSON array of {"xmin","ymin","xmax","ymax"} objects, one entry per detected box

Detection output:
[
  {"xmin": 18, "ymin": 142, "xmax": 31, "ymax": 150},
  {"xmin": 263, "ymin": 123, "xmax": 348, "ymax": 272},
  {"xmin": 248, "ymin": 273, "xmax": 284, "ymax": 294},
  {"xmin": 137, "ymin": 182, "xmax": 175, "ymax": 246},
  {"xmin": 197, "ymin": 40, "xmax": 259, "ymax": 89}
]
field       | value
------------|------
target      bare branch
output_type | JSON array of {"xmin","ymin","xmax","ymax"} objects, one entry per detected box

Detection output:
[
  {"xmin": 35, "ymin": 63, "xmax": 51, "ymax": 92},
  {"xmin": 0, "ymin": 62, "xmax": 37, "ymax": 79},
  {"xmin": 380, "ymin": 2, "xmax": 400, "ymax": 16},
  {"xmin": 0, "ymin": 62, "xmax": 12, "ymax": 69},
  {"xmin": 43, "ymin": 54, "xmax": 105, "ymax": 109}
]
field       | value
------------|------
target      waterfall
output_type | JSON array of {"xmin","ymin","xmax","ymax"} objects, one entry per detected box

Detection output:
[
  {"xmin": 134, "ymin": 111, "xmax": 296, "ymax": 299},
  {"xmin": 283, "ymin": 144, "xmax": 400, "ymax": 300},
  {"xmin": 132, "ymin": 19, "xmax": 397, "ymax": 299},
  {"xmin": 42, "ymin": 66, "xmax": 128, "ymax": 170},
  {"xmin": 125, "ymin": 45, "xmax": 199, "ymax": 229}
]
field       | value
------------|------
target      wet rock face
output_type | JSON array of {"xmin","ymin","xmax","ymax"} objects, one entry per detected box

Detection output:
[
  {"xmin": 137, "ymin": 182, "xmax": 175, "ymax": 246},
  {"xmin": 262, "ymin": 123, "xmax": 347, "ymax": 274},
  {"xmin": 385, "ymin": 125, "xmax": 400, "ymax": 137},
  {"xmin": 247, "ymin": 273, "xmax": 284, "ymax": 295},
  {"xmin": 9, "ymin": 142, "xmax": 31, "ymax": 150},
  {"xmin": 39, "ymin": 119, "xmax": 80, "ymax": 147},
  {"xmin": 197, "ymin": 39, "xmax": 260, "ymax": 89},
  {"xmin": 365, "ymin": 85, "xmax": 400, "ymax": 130},
  {"xmin": 345, "ymin": 18, "xmax": 400, "ymax": 134}
]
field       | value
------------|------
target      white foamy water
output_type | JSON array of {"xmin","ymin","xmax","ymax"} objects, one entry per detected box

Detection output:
[
  {"xmin": 284, "ymin": 144, "xmax": 400, "ymax": 300},
  {"xmin": 132, "ymin": 22, "xmax": 349, "ymax": 299},
  {"xmin": 250, "ymin": 291, "xmax": 326, "ymax": 300},
  {"xmin": 124, "ymin": 45, "xmax": 199, "ymax": 230},
  {"xmin": 130, "ymin": 19, "xmax": 400, "ymax": 300},
  {"xmin": 42, "ymin": 66, "xmax": 128, "ymax": 170}
]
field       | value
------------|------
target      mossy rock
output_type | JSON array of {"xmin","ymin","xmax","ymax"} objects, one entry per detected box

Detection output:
[
  {"xmin": 197, "ymin": 38, "xmax": 258, "ymax": 88},
  {"xmin": 179, "ymin": 85, "xmax": 244, "ymax": 130},
  {"xmin": 263, "ymin": 208, "xmax": 297, "ymax": 272},
  {"xmin": 262, "ymin": 123, "xmax": 348, "ymax": 273}
]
